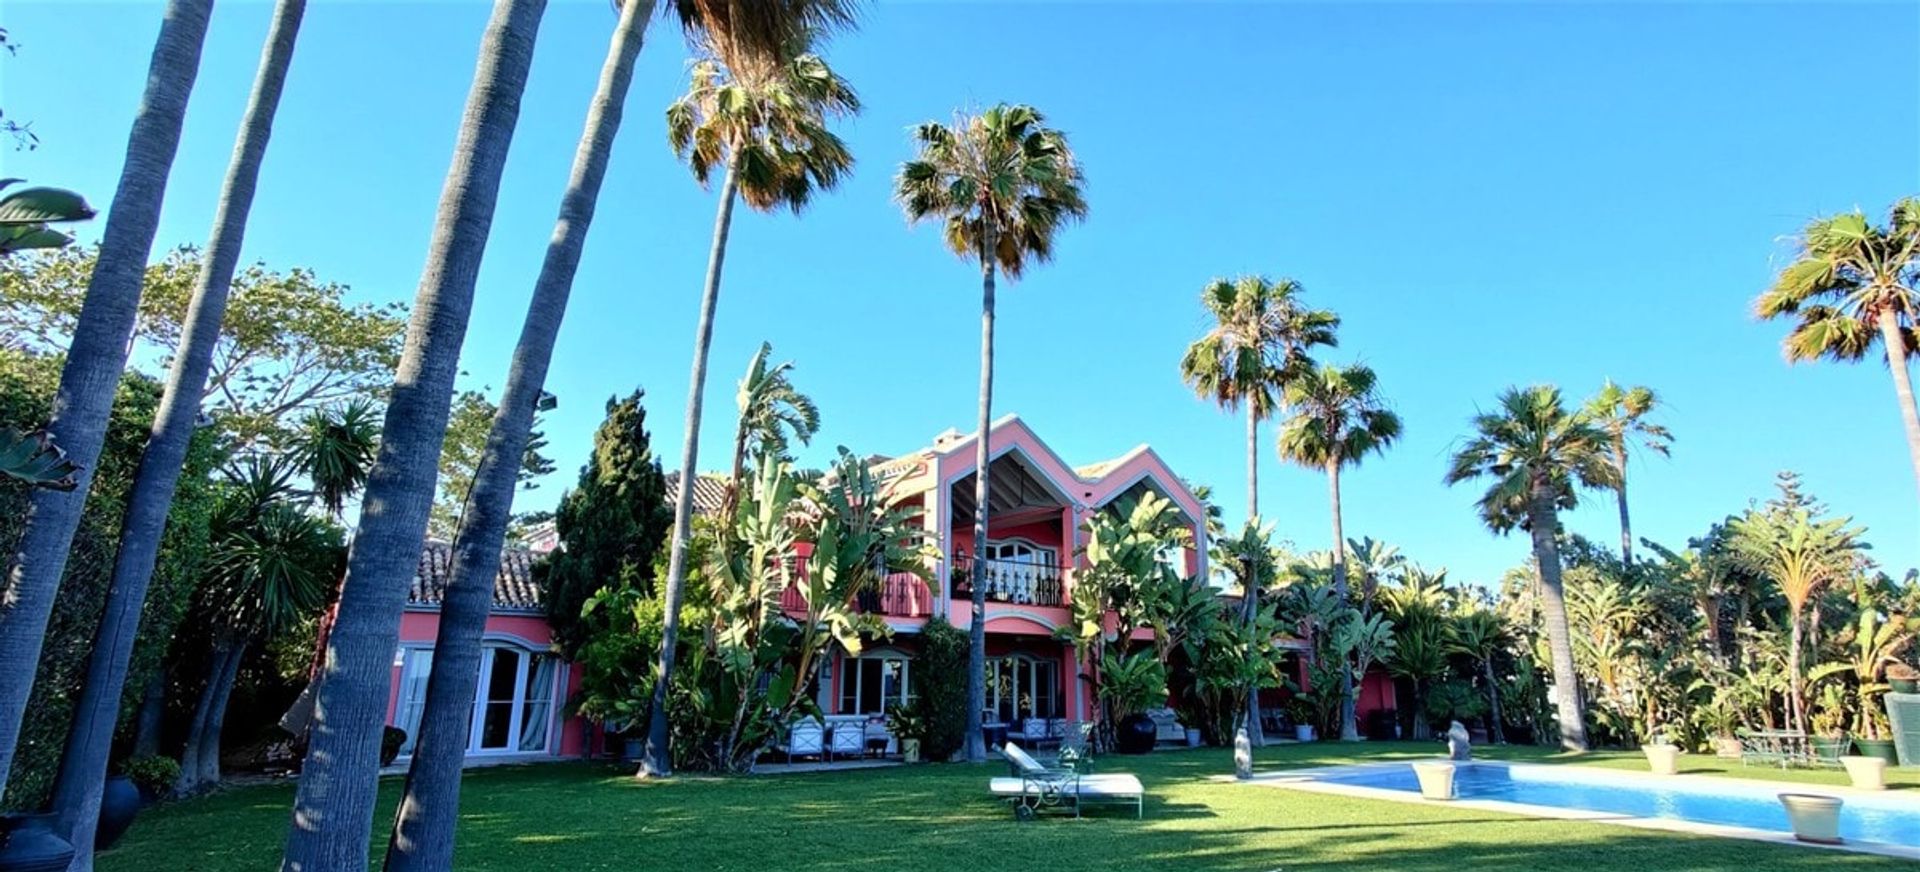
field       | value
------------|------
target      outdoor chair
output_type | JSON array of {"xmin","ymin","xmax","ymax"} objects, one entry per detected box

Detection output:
[
  {"xmin": 828, "ymin": 720, "xmax": 866, "ymax": 761},
  {"xmin": 1012, "ymin": 718, "xmax": 1058, "ymax": 749},
  {"xmin": 781, "ymin": 720, "xmax": 825, "ymax": 763},
  {"xmin": 988, "ymin": 742, "xmax": 1142, "ymax": 820}
]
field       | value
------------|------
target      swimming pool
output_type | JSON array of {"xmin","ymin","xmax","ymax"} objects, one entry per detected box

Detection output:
[{"xmin": 1306, "ymin": 762, "xmax": 1920, "ymax": 851}]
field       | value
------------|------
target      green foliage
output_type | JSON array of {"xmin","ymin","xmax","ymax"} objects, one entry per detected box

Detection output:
[
  {"xmin": 1754, "ymin": 197, "xmax": 1920, "ymax": 365},
  {"xmin": 0, "ymin": 350, "xmax": 221, "ymax": 811},
  {"xmin": 429, "ymin": 388, "xmax": 557, "ymax": 540},
  {"xmin": 541, "ymin": 390, "xmax": 672, "ymax": 657},
  {"xmin": 910, "ymin": 616, "xmax": 969, "ymax": 761},
  {"xmin": 665, "ymin": 47, "xmax": 859, "ymax": 213},
  {"xmin": 118, "ymin": 755, "xmax": 181, "ymax": 797},
  {"xmin": 1098, "ymin": 650, "xmax": 1167, "ymax": 726},
  {"xmin": 0, "ymin": 178, "xmax": 94, "ymax": 254},
  {"xmin": 0, "ymin": 425, "xmax": 78, "ymax": 488},
  {"xmin": 0, "ymin": 245, "xmax": 407, "ymax": 448},
  {"xmin": 894, "ymin": 103, "xmax": 1088, "ymax": 278},
  {"xmin": 1179, "ymin": 275, "xmax": 1338, "ymax": 422},
  {"xmin": 1277, "ymin": 362, "xmax": 1401, "ymax": 473},
  {"xmin": 1445, "ymin": 385, "xmax": 1618, "ymax": 533}
]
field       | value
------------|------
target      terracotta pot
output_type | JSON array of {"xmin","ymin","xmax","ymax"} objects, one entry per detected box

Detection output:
[
  {"xmin": 0, "ymin": 813, "xmax": 77, "ymax": 872},
  {"xmin": 1712, "ymin": 736, "xmax": 1743, "ymax": 759},
  {"xmin": 1841, "ymin": 755, "xmax": 1887, "ymax": 791},
  {"xmin": 1642, "ymin": 744, "xmax": 1680, "ymax": 776},
  {"xmin": 1412, "ymin": 761, "xmax": 1456, "ymax": 801},
  {"xmin": 1777, "ymin": 793, "xmax": 1844, "ymax": 844}
]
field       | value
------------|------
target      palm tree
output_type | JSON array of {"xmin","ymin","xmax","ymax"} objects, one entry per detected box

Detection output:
[
  {"xmin": 0, "ymin": 0, "xmax": 213, "ymax": 793},
  {"xmin": 45, "ymin": 3, "xmax": 305, "ymax": 860},
  {"xmin": 1755, "ymin": 199, "xmax": 1920, "ymax": 503},
  {"xmin": 644, "ymin": 23, "xmax": 860, "ymax": 779},
  {"xmin": 894, "ymin": 103, "xmax": 1087, "ymax": 761},
  {"xmin": 726, "ymin": 341, "xmax": 820, "ymax": 513},
  {"xmin": 1726, "ymin": 506, "xmax": 1866, "ymax": 735},
  {"xmin": 1180, "ymin": 276, "xmax": 1337, "ymax": 744},
  {"xmin": 281, "ymin": 1, "xmax": 547, "ymax": 866},
  {"xmin": 1583, "ymin": 380, "xmax": 1671, "ymax": 563},
  {"xmin": 296, "ymin": 398, "xmax": 381, "ymax": 521},
  {"xmin": 383, "ymin": 3, "xmax": 654, "ymax": 865},
  {"xmin": 1448, "ymin": 601, "xmax": 1510, "ymax": 743},
  {"xmin": 1277, "ymin": 362, "xmax": 1400, "ymax": 740},
  {"xmin": 1445, "ymin": 386, "xmax": 1617, "ymax": 751}
]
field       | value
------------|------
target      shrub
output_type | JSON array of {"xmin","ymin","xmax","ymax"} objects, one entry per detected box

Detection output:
[
  {"xmin": 118, "ymin": 755, "xmax": 181, "ymax": 798},
  {"xmin": 911, "ymin": 617, "xmax": 968, "ymax": 761},
  {"xmin": 381, "ymin": 726, "xmax": 408, "ymax": 767}
]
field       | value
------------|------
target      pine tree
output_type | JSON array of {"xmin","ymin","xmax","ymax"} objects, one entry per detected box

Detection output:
[{"xmin": 540, "ymin": 389, "xmax": 672, "ymax": 656}]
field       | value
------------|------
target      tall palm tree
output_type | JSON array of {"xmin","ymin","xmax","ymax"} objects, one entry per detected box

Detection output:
[
  {"xmin": 644, "ymin": 27, "xmax": 860, "ymax": 779},
  {"xmin": 1276, "ymin": 362, "xmax": 1400, "ymax": 739},
  {"xmin": 894, "ymin": 103, "xmax": 1087, "ymax": 761},
  {"xmin": 281, "ymin": 1, "xmax": 548, "ymax": 866},
  {"xmin": 1726, "ymin": 507, "xmax": 1866, "ymax": 734},
  {"xmin": 1445, "ymin": 385, "xmax": 1617, "ymax": 751},
  {"xmin": 384, "ymin": 3, "xmax": 654, "ymax": 866},
  {"xmin": 1179, "ymin": 276, "xmax": 1337, "ymax": 744},
  {"xmin": 1755, "ymin": 199, "xmax": 1920, "ymax": 504},
  {"xmin": 0, "ymin": 0, "xmax": 213, "ymax": 793},
  {"xmin": 46, "ymin": 4, "xmax": 306, "ymax": 862},
  {"xmin": 726, "ymin": 341, "xmax": 819, "ymax": 513},
  {"xmin": 1447, "ymin": 601, "xmax": 1510, "ymax": 743},
  {"xmin": 1583, "ymin": 380, "xmax": 1671, "ymax": 563}
]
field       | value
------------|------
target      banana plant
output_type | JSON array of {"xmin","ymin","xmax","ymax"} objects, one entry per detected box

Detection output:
[
  {"xmin": 0, "ymin": 178, "xmax": 94, "ymax": 255},
  {"xmin": 0, "ymin": 426, "xmax": 80, "ymax": 490},
  {"xmin": 1810, "ymin": 577, "xmax": 1917, "ymax": 739}
]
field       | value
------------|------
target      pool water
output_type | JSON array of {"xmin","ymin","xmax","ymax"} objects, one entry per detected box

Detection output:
[{"xmin": 1322, "ymin": 763, "xmax": 1920, "ymax": 848}]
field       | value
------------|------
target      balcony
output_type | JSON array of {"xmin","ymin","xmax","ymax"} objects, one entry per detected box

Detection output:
[
  {"xmin": 780, "ymin": 572, "xmax": 933, "ymax": 618},
  {"xmin": 950, "ymin": 553, "xmax": 1065, "ymax": 608}
]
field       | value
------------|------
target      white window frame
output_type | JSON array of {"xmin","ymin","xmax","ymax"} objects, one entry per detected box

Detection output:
[
  {"xmin": 982, "ymin": 537, "xmax": 1056, "ymax": 567},
  {"xmin": 395, "ymin": 640, "xmax": 559, "ymax": 759},
  {"xmin": 839, "ymin": 651, "xmax": 912, "ymax": 715}
]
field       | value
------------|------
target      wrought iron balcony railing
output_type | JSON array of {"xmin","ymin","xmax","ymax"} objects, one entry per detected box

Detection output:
[{"xmin": 949, "ymin": 553, "xmax": 1065, "ymax": 608}]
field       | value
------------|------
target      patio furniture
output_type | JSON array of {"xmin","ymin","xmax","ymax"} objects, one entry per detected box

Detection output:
[
  {"xmin": 989, "ymin": 742, "xmax": 1143, "ymax": 819},
  {"xmin": 1739, "ymin": 729, "xmax": 1813, "ymax": 768},
  {"xmin": 780, "ymin": 720, "xmax": 825, "ymax": 763},
  {"xmin": 863, "ymin": 717, "xmax": 893, "ymax": 758},
  {"xmin": 982, "ymin": 720, "xmax": 1010, "ymax": 749},
  {"xmin": 828, "ymin": 718, "xmax": 866, "ymax": 761},
  {"xmin": 1012, "ymin": 718, "xmax": 1058, "ymax": 750}
]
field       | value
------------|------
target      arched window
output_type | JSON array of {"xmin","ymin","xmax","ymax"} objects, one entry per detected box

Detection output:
[
  {"xmin": 394, "ymin": 641, "xmax": 558, "ymax": 757},
  {"xmin": 983, "ymin": 654, "xmax": 1061, "ymax": 724},
  {"xmin": 982, "ymin": 537, "xmax": 1056, "ymax": 567}
]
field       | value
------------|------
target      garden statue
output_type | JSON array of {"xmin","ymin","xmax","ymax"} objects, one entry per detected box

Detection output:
[
  {"xmin": 1233, "ymin": 726, "xmax": 1253, "ymax": 779},
  {"xmin": 1447, "ymin": 721, "xmax": 1472, "ymax": 761}
]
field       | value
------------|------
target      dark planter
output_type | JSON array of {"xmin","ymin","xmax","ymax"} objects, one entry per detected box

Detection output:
[
  {"xmin": 1115, "ymin": 714, "xmax": 1156, "ymax": 755},
  {"xmin": 1854, "ymin": 737, "xmax": 1899, "ymax": 766},
  {"xmin": 95, "ymin": 775, "xmax": 141, "ymax": 850},
  {"xmin": 1810, "ymin": 735, "xmax": 1850, "ymax": 762},
  {"xmin": 0, "ymin": 813, "xmax": 76, "ymax": 872},
  {"xmin": 380, "ymin": 726, "xmax": 408, "ymax": 767},
  {"xmin": 1890, "ymin": 678, "xmax": 1919, "ymax": 695}
]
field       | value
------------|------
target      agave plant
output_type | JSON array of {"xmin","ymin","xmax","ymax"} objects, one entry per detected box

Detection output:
[
  {"xmin": 0, "ymin": 178, "xmax": 95, "ymax": 254},
  {"xmin": 0, "ymin": 426, "xmax": 80, "ymax": 490}
]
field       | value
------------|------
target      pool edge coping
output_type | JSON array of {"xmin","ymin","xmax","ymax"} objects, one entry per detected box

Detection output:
[{"xmin": 1228, "ymin": 759, "xmax": 1920, "ymax": 862}]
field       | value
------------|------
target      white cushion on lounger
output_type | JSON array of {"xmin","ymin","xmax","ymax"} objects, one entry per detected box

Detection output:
[{"xmin": 989, "ymin": 773, "xmax": 1143, "ymax": 798}]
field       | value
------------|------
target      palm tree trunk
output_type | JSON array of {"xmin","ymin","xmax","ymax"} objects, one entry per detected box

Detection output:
[
  {"xmin": 0, "ymin": 0, "xmax": 212, "ymax": 792},
  {"xmin": 383, "ymin": 4, "xmax": 648, "ymax": 865},
  {"xmin": 1615, "ymin": 442, "xmax": 1633, "ymax": 564},
  {"xmin": 132, "ymin": 673, "xmax": 165, "ymax": 758},
  {"xmin": 1482, "ymin": 657, "xmax": 1506, "ymax": 744},
  {"xmin": 1788, "ymin": 605, "xmax": 1806, "ymax": 735},
  {"xmin": 642, "ymin": 150, "xmax": 744, "ymax": 778},
  {"xmin": 174, "ymin": 640, "xmax": 243, "ymax": 795},
  {"xmin": 51, "ymin": 7, "xmax": 303, "ymax": 864},
  {"xmin": 1330, "ymin": 460, "xmax": 1360, "ymax": 741},
  {"xmin": 962, "ymin": 226, "xmax": 999, "ymax": 764},
  {"xmin": 282, "ymin": 2, "xmax": 547, "ymax": 867},
  {"xmin": 1874, "ymin": 308, "xmax": 1920, "ymax": 507},
  {"xmin": 1241, "ymin": 404, "xmax": 1265, "ymax": 747},
  {"xmin": 1528, "ymin": 490, "xmax": 1589, "ymax": 751}
]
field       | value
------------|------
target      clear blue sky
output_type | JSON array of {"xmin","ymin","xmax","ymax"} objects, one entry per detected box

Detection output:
[{"xmin": 4, "ymin": 1, "xmax": 1917, "ymax": 584}]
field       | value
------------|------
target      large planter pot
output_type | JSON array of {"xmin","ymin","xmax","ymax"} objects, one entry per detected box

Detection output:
[
  {"xmin": 1712, "ymin": 735, "xmax": 1744, "ymax": 759},
  {"xmin": 1777, "ymin": 793, "xmax": 1844, "ymax": 844},
  {"xmin": 1293, "ymin": 724, "xmax": 1314, "ymax": 743},
  {"xmin": 1889, "ymin": 678, "xmax": 1919, "ymax": 694},
  {"xmin": 1642, "ymin": 744, "xmax": 1680, "ymax": 776},
  {"xmin": 1810, "ymin": 735, "xmax": 1850, "ymax": 763},
  {"xmin": 1412, "ymin": 762, "xmax": 1456, "ymax": 800},
  {"xmin": 900, "ymin": 738, "xmax": 921, "ymax": 764},
  {"xmin": 1115, "ymin": 714, "xmax": 1157, "ymax": 755},
  {"xmin": 1852, "ymin": 737, "xmax": 1898, "ymax": 766},
  {"xmin": 0, "ymin": 813, "xmax": 77, "ymax": 872},
  {"xmin": 1841, "ymin": 755, "xmax": 1888, "ymax": 791},
  {"xmin": 1185, "ymin": 727, "xmax": 1203, "ymax": 748},
  {"xmin": 95, "ymin": 774, "xmax": 142, "ymax": 850}
]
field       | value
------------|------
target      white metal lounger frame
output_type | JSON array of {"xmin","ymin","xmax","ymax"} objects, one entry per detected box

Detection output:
[{"xmin": 996, "ymin": 743, "xmax": 1143, "ymax": 820}]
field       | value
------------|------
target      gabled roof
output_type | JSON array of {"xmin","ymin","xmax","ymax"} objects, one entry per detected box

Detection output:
[
  {"xmin": 408, "ymin": 541, "xmax": 542, "ymax": 612},
  {"xmin": 663, "ymin": 472, "xmax": 729, "ymax": 517},
  {"xmin": 911, "ymin": 415, "xmax": 1206, "ymax": 523}
]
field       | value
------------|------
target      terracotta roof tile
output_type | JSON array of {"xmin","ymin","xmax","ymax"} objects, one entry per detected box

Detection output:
[
  {"xmin": 663, "ymin": 472, "xmax": 729, "ymax": 516},
  {"xmin": 408, "ymin": 541, "xmax": 542, "ymax": 612}
]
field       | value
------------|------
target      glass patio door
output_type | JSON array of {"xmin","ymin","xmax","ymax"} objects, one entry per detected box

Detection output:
[{"xmin": 467, "ymin": 645, "xmax": 556, "ymax": 754}]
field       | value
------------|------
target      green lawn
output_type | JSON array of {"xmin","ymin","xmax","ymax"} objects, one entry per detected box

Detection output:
[{"xmin": 102, "ymin": 742, "xmax": 1917, "ymax": 871}]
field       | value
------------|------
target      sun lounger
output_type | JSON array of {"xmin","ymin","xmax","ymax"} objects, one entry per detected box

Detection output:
[{"xmin": 989, "ymin": 742, "xmax": 1142, "ymax": 819}]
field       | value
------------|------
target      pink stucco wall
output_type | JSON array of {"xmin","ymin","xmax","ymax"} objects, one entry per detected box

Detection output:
[{"xmin": 388, "ymin": 610, "xmax": 588, "ymax": 758}]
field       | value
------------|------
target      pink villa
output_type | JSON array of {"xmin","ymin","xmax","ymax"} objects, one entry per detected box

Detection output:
[{"xmin": 384, "ymin": 414, "xmax": 1396, "ymax": 764}]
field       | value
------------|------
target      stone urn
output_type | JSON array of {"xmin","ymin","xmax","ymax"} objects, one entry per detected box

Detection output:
[
  {"xmin": 1642, "ymin": 743, "xmax": 1680, "ymax": 776},
  {"xmin": 1841, "ymin": 755, "xmax": 1887, "ymax": 790},
  {"xmin": 1293, "ymin": 724, "xmax": 1314, "ymax": 742},
  {"xmin": 1233, "ymin": 727, "xmax": 1253, "ymax": 779},
  {"xmin": 0, "ymin": 813, "xmax": 77, "ymax": 872},
  {"xmin": 900, "ymin": 738, "xmax": 921, "ymax": 764},
  {"xmin": 1412, "ymin": 761, "xmax": 1456, "ymax": 801},
  {"xmin": 1777, "ymin": 793, "xmax": 1844, "ymax": 844}
]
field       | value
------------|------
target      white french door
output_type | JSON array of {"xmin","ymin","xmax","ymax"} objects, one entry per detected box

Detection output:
[{"xmin": 470, "ymin": 645, "xmax": 557, "ymax": 754}]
